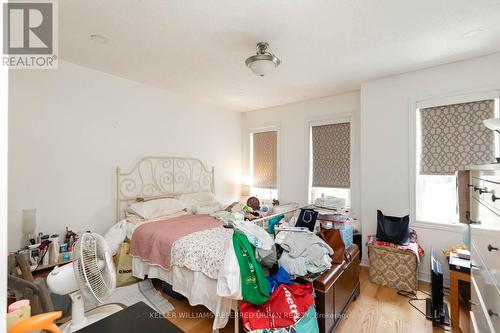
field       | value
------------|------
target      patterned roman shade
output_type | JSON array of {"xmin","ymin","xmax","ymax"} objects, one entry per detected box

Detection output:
[
  {"xmin": 252, "ymin": 131, "xmax": 277, "ymax": 189},
  {"xmin": 420, "ymin": 99, "xmax": 495, "ymax": 175},
  {"xmin": 312, "ymin": 123, "xmax": 351, "ymax": 188}
]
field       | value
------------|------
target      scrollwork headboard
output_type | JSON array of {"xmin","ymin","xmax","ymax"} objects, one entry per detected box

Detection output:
[{"xmin": 116, "ymin": 157, "xmax": 215, "ymax": 220}]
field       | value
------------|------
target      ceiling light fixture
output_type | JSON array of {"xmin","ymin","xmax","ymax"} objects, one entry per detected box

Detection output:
[
  {"xmin": 463, "ymin": 29, "xmax": 483, "ymax": 38},
  {"xmin": 245, "ymin": 42, "xmax": 281, "ymax": 77},
  {"xmin": 90, "ymin": 34, "xmax": 108, "ymax": 44}
]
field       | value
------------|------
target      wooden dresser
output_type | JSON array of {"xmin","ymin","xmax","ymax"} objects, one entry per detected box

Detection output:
[
  {"xmin": 460, "ymin": 165, "xmax": 500, "ymax": 333},
  {"xmin": 312, "ymin": 244, "xmax": 360, "ymax": 333}
]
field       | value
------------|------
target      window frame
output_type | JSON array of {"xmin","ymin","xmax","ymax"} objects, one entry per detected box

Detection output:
[
  {"xmin": 409, "ymin": 89, "xmax": 500, "ymax": 228},
  {"xmin": 306, "ymin": 114, "xmax": 353, "ymax": 204},
  {"xmin": 249, "ymin": 125, "xmax": 281, "ymax": 200}
]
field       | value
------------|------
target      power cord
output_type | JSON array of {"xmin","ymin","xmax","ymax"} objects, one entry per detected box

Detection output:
[
  {"xmin": 397, "ymin": 290, "xmax": 427, "ymax": 317},
  {"xmin": 397, "ymin": 290, "xmax": 453, "ymax": 331},
  {"xmin": 33, "ymin": 247, "xmax": 49, "ymax": 271}
]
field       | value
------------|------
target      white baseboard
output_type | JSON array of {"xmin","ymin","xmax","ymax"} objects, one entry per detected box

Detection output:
[
  {"xmin": 360, "ymin": 257, "xmax": 369, "ymax": 267},
  {"xmin": 418, "ymin": 271, "xmax": 431, "ymax": 284}
]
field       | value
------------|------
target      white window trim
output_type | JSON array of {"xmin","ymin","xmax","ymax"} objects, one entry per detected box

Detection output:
[
  {"xmin": 305, "ymin": 113, "xmax": 353, "ymax": 204},
  {"xmin": 409, "ymin": 88, "xmax": 500, "ymax": 228},
  {"xmin": 249, "ymin": 124, "xmax": 281, "ymax": 199}
]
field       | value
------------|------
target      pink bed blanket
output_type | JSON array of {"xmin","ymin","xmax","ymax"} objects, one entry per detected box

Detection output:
[{"xmin": 130, "ymin": 214, "xmax": 223, "ymax": 270}]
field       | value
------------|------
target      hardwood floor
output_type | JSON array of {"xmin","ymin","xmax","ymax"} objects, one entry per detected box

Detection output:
[
  {"xmin": 157, "ymin": 267, "xmax": 466, "ymax": 333},
  {"xmin": 336, "ymin": 267, "xmax": 454, "ymax": 333}
]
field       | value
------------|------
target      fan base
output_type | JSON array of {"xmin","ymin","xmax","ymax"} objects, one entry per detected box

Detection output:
[{"xmin": 61, "ymin": 303, "xmax": 125, "ymax": 333}]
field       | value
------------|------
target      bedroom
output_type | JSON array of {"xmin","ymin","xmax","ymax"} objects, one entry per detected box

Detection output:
[{"xmin": 1, "ymin": 1, "xmax": 500, "ymax": 333}]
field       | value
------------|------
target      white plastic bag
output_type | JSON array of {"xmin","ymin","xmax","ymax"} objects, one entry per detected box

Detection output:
[
  {"xmin": 217, "ymin": 236, "xmax": 242, "ymax": 299},
  {"xmin": 232, "ymin": 219, "xmax": 274, "ymax": 250},
  {"xmin": 104, "ymin": 220, "xmax": 127, "ymax": 255}
]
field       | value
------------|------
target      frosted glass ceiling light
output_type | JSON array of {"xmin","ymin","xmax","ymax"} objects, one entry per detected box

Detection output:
[{"xmin": 245, "ymin": 42, "xmax": 281, "ymax": 77}]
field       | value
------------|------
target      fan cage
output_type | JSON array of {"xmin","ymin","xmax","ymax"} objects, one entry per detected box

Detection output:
[{"xmin": 72, "ymin": 233, "xmax": 115, "ymax": 303}]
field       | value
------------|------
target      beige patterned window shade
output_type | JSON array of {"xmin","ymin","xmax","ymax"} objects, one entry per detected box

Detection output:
[
  {"xmin": 312, "ymin": 122, "xmax": 351, "ymax": 188},
  {"xmin": 420, "ymin": 99, "xmax": 495, "ymax": 175},
  {"xmin": 252, "ymin": 131, "xmax": 277, "ymax": 189}
]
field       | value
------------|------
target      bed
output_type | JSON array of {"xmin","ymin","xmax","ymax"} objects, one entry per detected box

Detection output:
[
  {"xmin": 115, "ymin": 157, "xmax": 238, "ymax": 332},
  {"xmin": 112, "ymin": 157, "xmax": 299, "ymax": 332}
]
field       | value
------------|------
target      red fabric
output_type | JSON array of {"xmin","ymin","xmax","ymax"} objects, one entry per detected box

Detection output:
[
  {"xmin": 240, "ymin": 283, "xmax": 315, "ymax": 331},
  {"xmin": 367, "ymin": 235, "xmax": 424, "ymax": 257}
]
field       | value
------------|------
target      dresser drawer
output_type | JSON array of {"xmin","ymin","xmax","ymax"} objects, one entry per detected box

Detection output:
[
  {"xmin": 470, "ymin": 175, "xmax": 484, "ymax": 202},
  {"xmin": 470, "ymin": 197, "xmax": 500, "ymax": 229},
  {"xmin": 472, "ymin": 227, "xmax": 500, "ymax": 287},
  {"xmin": 471, "ymin": 170, "xmax": 500, "ymax": 214},
  {"xmin": 471, "ymin": 277, "xmax": 495, "ymax": 333},
  {"xmin": 472, "ymin": 243, "xmax": 500, "ymax": 331}
]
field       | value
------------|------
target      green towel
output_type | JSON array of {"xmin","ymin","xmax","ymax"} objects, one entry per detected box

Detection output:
[{"xmin": 233, "ymin": 231, "xmax": 270, "ymax": 305}]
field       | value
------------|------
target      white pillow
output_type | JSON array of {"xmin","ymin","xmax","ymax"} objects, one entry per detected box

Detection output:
[
  {"xmin": 178, "ymin": 192, "xmax": 218, "ymax": 205},
  {"xmin": 196, "ymin": 203, "xmax": 223, "ymax": 215},
  {"xmin": 126, "ymin": 198, "xmax": 186, "ymax": 219},
  {"xmin": 178, "ymin": 192, "xmax": 221, "ymax": 214}
]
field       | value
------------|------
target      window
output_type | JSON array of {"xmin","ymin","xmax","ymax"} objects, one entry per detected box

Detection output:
[
  {"xmin": 250, "ymin": 129, "xmax": 278, "ymax": 200},
  {"xmin": 416, "ymin": 98, "xmax": 498, "ymax": 223},
  {"xmin": 309, "ymin": 120, "xmax": 351, "ymax": 206}
]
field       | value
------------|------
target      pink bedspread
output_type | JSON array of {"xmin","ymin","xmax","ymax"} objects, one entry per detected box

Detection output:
[{"xmin": 130, "ymin": 214, "xmax": 223, "ymax": 270}]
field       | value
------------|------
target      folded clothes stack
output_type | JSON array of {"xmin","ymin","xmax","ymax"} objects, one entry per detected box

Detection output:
[
  {"xmin": 275, "ymin": 230, "xmax": 333, "ymax": 277},
  {"xmin": 314, "ymin": 195, "xmax": 346, "ymax": 210}
]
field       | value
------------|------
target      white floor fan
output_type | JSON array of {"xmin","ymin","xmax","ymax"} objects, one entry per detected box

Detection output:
[{"xmin": 47, "ymin": 232, "xmax": 124, "ymax": 332}]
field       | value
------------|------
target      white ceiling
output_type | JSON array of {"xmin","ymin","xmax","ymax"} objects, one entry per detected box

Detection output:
[{"xmin": 60, "ymin": 0, "xmax": 500, "ymax": 111}]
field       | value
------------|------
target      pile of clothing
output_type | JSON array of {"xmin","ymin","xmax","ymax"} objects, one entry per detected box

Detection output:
[
  {"xmin": 221, "ymin": 216, "xmax": 323, "ymax": 332},
  {"xmin": 276, "ymin": 230, "xmax": 333, "ymax": 277},
  {"xmin": 240, "ymin": 283, "xmax": 319, "ymax": 333}
]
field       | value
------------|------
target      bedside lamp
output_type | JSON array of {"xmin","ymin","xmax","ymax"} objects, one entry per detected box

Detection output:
[{"xmin": 22, "ymin": 209, "xmax": 37, "ymax": 245}]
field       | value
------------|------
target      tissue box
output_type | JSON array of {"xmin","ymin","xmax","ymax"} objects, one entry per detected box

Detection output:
[{"xmin": 335, "ymin": 223, "xmax": 353, "ymax": 248}]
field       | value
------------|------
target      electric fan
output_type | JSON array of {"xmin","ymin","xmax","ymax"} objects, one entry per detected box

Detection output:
[{"xmin": 47, "ymin": 232, "xmax": 122, "ymax": 332}]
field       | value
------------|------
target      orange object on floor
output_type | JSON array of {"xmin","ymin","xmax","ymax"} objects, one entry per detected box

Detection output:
[{"xmin": 8, "ymin": 311, "xmax": 62, "ymax": 333}]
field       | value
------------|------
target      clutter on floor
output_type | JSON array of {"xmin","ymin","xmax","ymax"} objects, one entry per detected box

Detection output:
[
  {"xmin": 225, "ymin": 201, "xmax": 359, "ymax": 332},
  {"xmin": 240, "ymin": 283, "xmax": 318, "ymax": 332},
  {"xmin": 7, "ymin": 198, "xmax": 360, "ymax": 333},
  {"xmin": 8, "ymin": 310, "xmax": 62, "ymax": 333}
]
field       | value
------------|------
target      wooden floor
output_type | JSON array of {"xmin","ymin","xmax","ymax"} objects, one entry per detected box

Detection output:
[
  {"xmin": 156, "ymin": 267, "xmax": 468, "ymax": 333},
  {"xmin": 336, "ymin": 267, "xmax": 464, "ymax": 333}
]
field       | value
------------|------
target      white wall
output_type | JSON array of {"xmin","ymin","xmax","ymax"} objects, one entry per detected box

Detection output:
[
  {"xmin": 360, "ymin": 52, "xmax": 500, "ymax": 282},
  {"xmin": 8, "ymin": 60, "xmax": 241, "ymax": 251},
  {"xmin": 241, "ymin": 92, "xmax": 361, "ymax": 218}
]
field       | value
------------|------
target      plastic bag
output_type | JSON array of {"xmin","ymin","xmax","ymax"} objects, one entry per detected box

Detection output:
[{"xmin": 232, "ymin": 219, "xmax": 274, "ymax": 250}]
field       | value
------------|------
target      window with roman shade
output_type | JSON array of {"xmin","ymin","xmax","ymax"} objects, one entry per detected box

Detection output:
[
  {"xmin": 416, "ymin": 98, "xmax": 497, "ymax": 224},
  {"xmin": 419, "ymin": 99, "xmax": 496, "ymax": 175},
  {"xmin": 311, "ymin": 122, "xmax": 351, "ymax": 189},
  {"xmin": 252, "ymin": 130, "xmax": 277, "ymax": 189}
]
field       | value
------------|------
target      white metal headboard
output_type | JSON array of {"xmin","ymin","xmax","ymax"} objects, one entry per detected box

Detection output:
[{"xmin": 116, "ymin": 156, "xmax": 215, "ymax": 220}]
